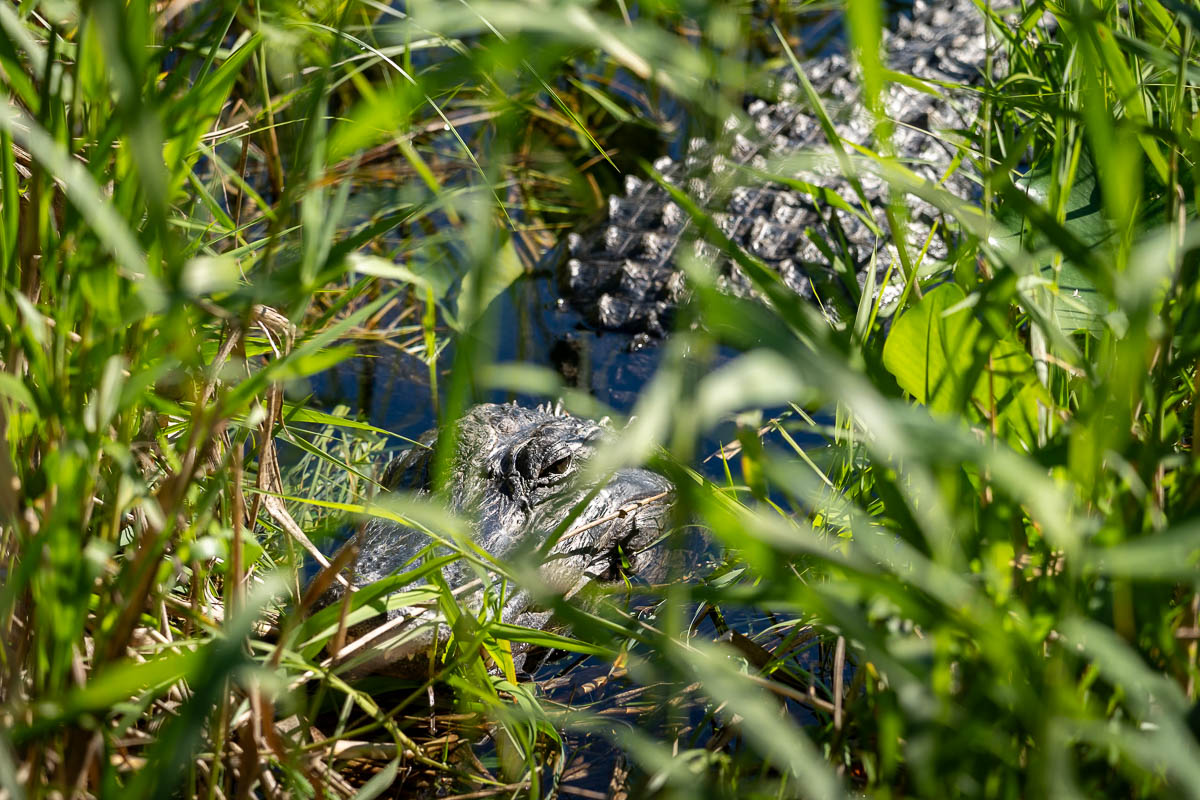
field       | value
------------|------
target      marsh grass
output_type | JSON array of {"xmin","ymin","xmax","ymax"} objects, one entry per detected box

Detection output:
[{"xmin": 6, "ymin": 0, "xmax": 1200, "ymax": 797}]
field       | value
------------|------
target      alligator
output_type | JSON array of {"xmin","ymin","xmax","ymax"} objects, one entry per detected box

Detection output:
[
  {"xmin": 325, "ymin": 402, "xmax": 674, "ymax": 677},
  {"xmin": 561, "ymin": 0, "xmax": 995, "ymax": 337},
  {"xmin": 316, "ymin": 0, "xmax": 995, "ymax": 675}
]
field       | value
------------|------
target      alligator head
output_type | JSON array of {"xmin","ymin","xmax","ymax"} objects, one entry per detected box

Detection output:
[{"xmin": 328, "ymin": 402, "xmax": 675, "ymax": 676}]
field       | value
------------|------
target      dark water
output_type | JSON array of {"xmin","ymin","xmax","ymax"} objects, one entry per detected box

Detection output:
[{"xmin": 309, "ymin": 256, "xmax": 665, "ymax": 440}]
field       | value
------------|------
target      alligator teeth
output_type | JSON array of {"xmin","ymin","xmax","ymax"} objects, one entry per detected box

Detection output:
[
  {"xmin": 567, "ymin": 232, "xmax": 583, "ymax": 254},
  {"xmin": 624, "ymin": 175, "xmax": 643, "ymax": 196}
]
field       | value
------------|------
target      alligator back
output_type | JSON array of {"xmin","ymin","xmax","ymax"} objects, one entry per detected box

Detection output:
[{"xmin": 562, "ymin": 0, "xmax": 993, "ymax": 337}]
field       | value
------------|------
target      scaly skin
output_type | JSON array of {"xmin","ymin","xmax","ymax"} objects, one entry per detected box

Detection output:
[
  {"xmin": 328, "ymin": 403, "xmax": 674, "ymax": 677},
  {"xmin": 562, "ymin": 0, "xmax": 995, "ymax": 336}
]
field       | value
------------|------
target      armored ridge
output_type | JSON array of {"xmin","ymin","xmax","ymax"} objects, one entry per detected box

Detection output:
[
  {"xmin": 326, "ymin": 403, "xmax": 675, "ymax": 676},
  {"xmin": 562, "ymin": 0, "xmax": 994, "ymax": 337}
]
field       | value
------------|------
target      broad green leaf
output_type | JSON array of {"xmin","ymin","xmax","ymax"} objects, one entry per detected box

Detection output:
[
  {"xmin": 0, "ymin": 373, "xmax": 36, "ymax": 416},
  {"xmin": 684, "ymin": 640, "xmax": 845, "ymax": 799},
  {"xmin": 0, "ymin": 105, "xmax": 148, "ymax": 281},
  {"xmin": 348, "ymin": 252, "xmax": 455, "ymax": 301},
  {"xmin": 272, "ymin": 344, "xmax": 356, "ymax": 381},
  {"xmin": 845, "ymin": 0, "xmax": 884, "ymax": 121},
  {"xmin": 297, "ymin": 587, "xmax": 444, "ymax": 657},
  {"xmin": 1012, "ymin": 155, "xmax": 1110, "ymax": 335},
  {"xmin": 1006, "ymin": 152, "xmax": 1171, "ymax": 336},
  {"xmin": 883, "ymin": 284, "xmax": 1044, "ymax": 448},
  {"xmin": 295, "ymin": 554, "xmax": 458, "ymax": 656},
  {"xmin": 24, "ymin": 648, "xmax": 203, "ymax": 739}
]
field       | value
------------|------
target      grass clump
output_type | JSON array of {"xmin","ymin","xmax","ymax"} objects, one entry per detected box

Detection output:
[
  {"xmin": 6, "ymin": 0, "xmax": 1200, "ymax": 798},
  {"xmin": 0, "ymin": 0, "xmax": 734, "ymax": 795}
]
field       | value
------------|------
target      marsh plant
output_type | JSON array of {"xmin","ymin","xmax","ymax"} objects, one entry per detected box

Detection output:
[{"xmin": 3, "ymin": 0, "xmax": 1200, "ymax": 797}]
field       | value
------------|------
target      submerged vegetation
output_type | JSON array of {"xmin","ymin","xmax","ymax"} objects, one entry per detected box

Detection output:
[{"xmin": 4, "ymin": 0, "xmax": 1200, "ymax": 797}]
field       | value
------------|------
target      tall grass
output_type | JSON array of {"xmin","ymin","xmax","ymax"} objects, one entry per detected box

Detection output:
[
  {"xmin": 596, "ymin": 1, "xmax": 1200, "ymax": 796},
  {"xmin": 5, "ymin": 0, "xmax": 1200, "ymax": 798},
  {"xmin": 0, "ymin": 0, "xmax": 752, "ymax": 795}
]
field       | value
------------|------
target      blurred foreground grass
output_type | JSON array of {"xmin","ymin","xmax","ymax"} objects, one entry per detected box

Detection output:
[{"xmin": 5, "ymin": 0, "xmax": 1200, "ymax": 798}]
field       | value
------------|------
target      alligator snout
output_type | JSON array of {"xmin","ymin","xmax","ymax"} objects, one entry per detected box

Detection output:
[
  {"xmin": 607, "ymin": 467, "xmax": 674, "ymax": 505},
  {"xmin": 543, "ymin": 465, "xmax": 675, "ymax": 589},
  {"xmin": 598, "ymin": 467, "xmax": 675, "ymax": 568}
]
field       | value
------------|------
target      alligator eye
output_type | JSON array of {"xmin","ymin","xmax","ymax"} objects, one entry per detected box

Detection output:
[{"xmin": 540, "ymin": 455, "xmax": 572, "ymax": 478}]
